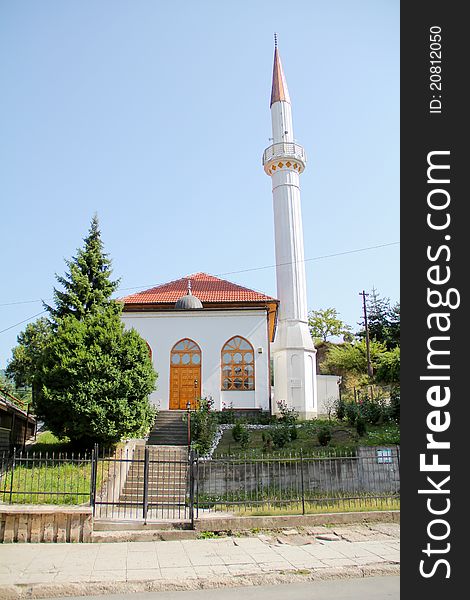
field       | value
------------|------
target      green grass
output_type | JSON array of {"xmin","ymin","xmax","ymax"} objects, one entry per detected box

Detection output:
[
  {"xmin": 200, "ymin": 497, "xmax": 400, "ymax": 516},
  {"xmin": 1, "ymin": 461, "xmax": 93, "ymax": 505},
  {"xmin": 213, "ymin": 420, "xmax": 399, "ymax": 457},
  {"xmin": 3, "ymin": 431, "xmax": 101, "ymax": 505},
  {"xmin": 25, "ymin": 431, "xmax": 74, "ymax": 454}
]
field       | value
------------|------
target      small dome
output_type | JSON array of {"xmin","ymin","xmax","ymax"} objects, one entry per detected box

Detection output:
[{"xmin": 175, "ymin": 280, "xmax": 203, "ymax": 310}]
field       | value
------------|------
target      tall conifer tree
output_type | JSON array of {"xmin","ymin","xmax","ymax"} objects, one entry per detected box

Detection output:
[
  {"xmin": 9, "ymin": 216, "xmax": 157, "ymax": 447},
  {"xmin": 45, "ymin": 215, "xmax": 119, "ymax": 321}
]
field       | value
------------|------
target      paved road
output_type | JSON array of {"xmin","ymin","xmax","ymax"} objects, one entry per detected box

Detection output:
[{"xmin": 49, "ymin": 576, "xmax": 400, "ymax": 600}]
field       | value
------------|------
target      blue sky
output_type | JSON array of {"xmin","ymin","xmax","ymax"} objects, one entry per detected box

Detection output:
[{"xmin": 0, "ymin": 0, "xmax": 399, "ymax": 367}]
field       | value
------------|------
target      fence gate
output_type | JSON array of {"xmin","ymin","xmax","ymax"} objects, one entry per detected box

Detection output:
[{"xmin": 92, "ymin": 445, "xmax": 197, "ymax": 525}]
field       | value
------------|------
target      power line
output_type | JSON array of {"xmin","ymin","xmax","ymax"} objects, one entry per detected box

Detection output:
[
  {"xmin": 0, "ymin": 242, "xmax": 400, "ymax": 314},
  {"xmin": 100, "ymin": 241, "xmax": 401, "ymax": 295},
  {"xmin": 0, "ymin": 311, "xmax": 47, "ymax": 335},
  {"xmin": 217, "ymin": 241, "xmax": 399, "ymax": 278}
]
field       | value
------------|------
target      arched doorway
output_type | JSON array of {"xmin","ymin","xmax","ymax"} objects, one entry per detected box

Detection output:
[{"xmin": 169, "ymin": 339, "xmax": 201, "ymax": 409}]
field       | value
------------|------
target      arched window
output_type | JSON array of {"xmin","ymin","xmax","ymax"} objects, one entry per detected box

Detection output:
[
  {"xmin": 145, "ymin": 341, "xmax": 153, "ymax": 361},
  {"xmin": 221, "ymin": 336, "xmax": 255, "ymax": 390},
  {"xmin": 171, "ymin": 339, "xmax": 201, "ymax": 366}
]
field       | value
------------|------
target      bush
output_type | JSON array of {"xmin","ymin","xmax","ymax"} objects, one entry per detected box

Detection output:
[
  {"xmin": 238, "ymin": 427, "xmax": 250, "ymax": 449},
  {"xmin": 218, "ymin": 403, "xmax": 236, "ymax": 424},
  {"xmin": 387, "ymin": 388, "xmax": 400, "ymax": 422},
  {"xmin": 288, "ymin": 425, "xmax": 298, "ymax": 441},
  {"xmin": 335, "ymin": 398, "xmax": 346, "ymax": 421},
  {"xmin": 276, "ymin": 400, "xmax": 298, "ymax": 426},
  {"xmin": 232, "ymin": 422, "xmax": 245, "ymax": 443},
  {"xmin": 266, "ymin": 425, "xmax": 291, "ymax": 449},
  {"xmin": 344, "ymin": 402, "xmax": 358, "ymax": 426},
  {"xmin": 356, "ymin": 416, "xmax": 367, "ymax": 437},
  {"xmin": 358, "ymin": 396, "xmax": 386, "ymax": 425},
  {"xmin": 190, "ymin": 397, "xmax": 218, "ymax": 455},
  {"xmin": 317, "ymin": 425, "xmax": 332, "ymax": 446},
  {"xmin": 262, "ymin": 431, "xmax": 273, "ymax": 452}
]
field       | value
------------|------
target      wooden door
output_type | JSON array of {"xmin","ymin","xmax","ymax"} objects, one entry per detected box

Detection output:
[{"xmin": 169, "ymin": 339, "xmax": 201, "ymax": 410}]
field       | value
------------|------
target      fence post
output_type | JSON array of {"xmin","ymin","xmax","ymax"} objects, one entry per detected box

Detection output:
[
  {"xmin": 90, "ymin": 443, "xmax": 98, "ymax": 511},
  {"xmin": 189, "ymin": 450, "xmax": 196, "ymax": 529},
  {"xmin": 142, "ymin": 446, "xmax": 150, "ymax": 521},
  {"xmin": 8, "ymin": 447, "xmax": 16, "ymax": 504},
  {"xmin": 300, "ymin": 449, "xmax": 305, "ymax": 515},
  {"xmin": 195, "ymin": 452, "xmax": 199, "ymax": 520}
]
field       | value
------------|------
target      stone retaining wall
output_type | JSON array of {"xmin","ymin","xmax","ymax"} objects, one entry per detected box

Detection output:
[{"xmin": 0, "ymin": 505, "xmax": 92, "ymax": 543}]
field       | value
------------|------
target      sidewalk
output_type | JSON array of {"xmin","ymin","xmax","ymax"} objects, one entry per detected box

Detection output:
[{"xmin": 0, "ymin": 523, "xmax": 400, "ymax": 599}]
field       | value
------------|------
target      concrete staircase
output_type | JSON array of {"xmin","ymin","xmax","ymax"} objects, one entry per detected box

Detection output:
[
  {"xmin": 147, "ymin": 410, "xmax": 188, "ymax": 446},
  {"xmin": 118, "ymin": 445, "xmax": 188, "ymax": 510}
]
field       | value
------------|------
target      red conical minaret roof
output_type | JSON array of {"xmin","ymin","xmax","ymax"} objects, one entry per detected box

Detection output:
[{"xmin": 270, "ymin": 38, "xmax": 291, "ymax": 107}]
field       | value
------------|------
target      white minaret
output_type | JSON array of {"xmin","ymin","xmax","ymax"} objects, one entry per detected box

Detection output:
[{"xmin": 263, "ymin": 38, "xmax": 317, "ymax": 418}]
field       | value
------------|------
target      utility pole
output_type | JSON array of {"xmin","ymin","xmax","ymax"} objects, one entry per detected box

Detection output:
[{"xmin": 360, "ymin": 290, "xmax": 374, "ymax": 378}]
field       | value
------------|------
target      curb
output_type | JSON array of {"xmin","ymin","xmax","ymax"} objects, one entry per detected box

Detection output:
[
  {"xmin": 194, "ymin": 510, "xmax": 400, "ymax": 532},
  {"xmin": 0, "ymin": 563, "xmax": 400, "ymax": 599}
]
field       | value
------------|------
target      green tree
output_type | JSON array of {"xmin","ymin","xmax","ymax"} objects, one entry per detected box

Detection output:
[
  {"xmin": 7, "ymin": 216, "xmax": 157, "ymax": 447},
  {"xmin": 5, "ymin": 317, "xmax": 52, "ymax": 405},
  {"xmin": 357, "ymin": 289, "xmax": 400, "ymax": 349},
  {"xmin": 35, "ymin": 310, "xmax": 156, "ymax": 446},
  {"xmin": 375, "ymin": 347, "xmax": 400, "ymax": 385},
  {"xmin": 324, "ymin": 339, "xmax": 388, "ymax": 376},
  {"xmin": 387, "ymin": 302, "xmax": 400, "ymax": 348},
  {"xmin": 45, "ymin": 214, "xmax": 119, "ymax": 321},
  {"xmin": 308, "ymin": 308, "xmax": 351, "ymax": 342}
]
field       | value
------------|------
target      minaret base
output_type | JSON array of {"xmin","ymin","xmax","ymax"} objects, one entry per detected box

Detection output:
[{"xmin": 272, "ymin": 321, "xmax": 318, "ymax": 419}]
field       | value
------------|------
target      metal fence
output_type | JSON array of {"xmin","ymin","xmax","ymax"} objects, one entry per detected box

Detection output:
[
  {"xmin": 0, "ymin": 447, "xmax": 93, "ymax": 505},
  {"xmin": 92, "ymin": 445, "xmax": 196, "ymax": 524},
  {"xmin": 1, "ymin": 445, "xmax": 399, "ymax": 522},
  {"xmin": 195, "ymin": 447, "xmax": 400, "ymax": 516}
]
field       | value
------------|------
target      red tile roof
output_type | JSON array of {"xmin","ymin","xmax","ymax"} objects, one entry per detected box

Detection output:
[{"xmin": 120, "ymin": 272, "xmax": 278, "ymax": 306}]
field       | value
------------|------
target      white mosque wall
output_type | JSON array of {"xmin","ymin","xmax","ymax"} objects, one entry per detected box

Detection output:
[
  {"xmin": 121, "ymin": 309, "xmax": 271, "ymax": 412},
  {"xmin": 316, "ymin": 375, "xmax": 341, "ymax": 416}
]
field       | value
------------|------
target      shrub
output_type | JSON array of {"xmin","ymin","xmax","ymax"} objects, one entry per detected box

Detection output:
[
  {"xmin": 356, "ymin": 416, "xmax": 367, "ymax": 437},
  {"xmin": 232, "ymin": 422, "xmax": 246, "ymax": 443},
  {"xmin": 269, "ymin": 425, "xmax": 291, "ymax": 449},
  {"xmin": 190, "ymin": 397, "xmax": 218, "ymax": 455},
  {"xmin": 335, "ymin": 398, "xmax": 346, "ymax": 420},
  {"xmin": 239, "ymin": 427, "xmax": 250, "ymax": 449},
  {"xmin": 218, "ymin": 403, "xmax": 236, "ymax": 424},
  {"xmin": 387, "ymin": 388, "xmax": 400, "ymax": 422},
  {"xmin": 344, "ymin": 402, "xmax": 358, "ymax": 426},
  {"xmin": 288, "ymin": 425, "xmax": 298, "ymax": 441},
  {"xmin": 358, "ymin": 396, "xmax": 386, "ymax": 425},
  {"xmin": 317, "ymin": 425, "xmax": 332, "ymax": 446},
  {"xmin": 276, "ymin": 400, "xmax": 298, "ymax": 426},
  {"xmin": 262, "ymin": 431, "xmax": 273, "ymax": 452}
]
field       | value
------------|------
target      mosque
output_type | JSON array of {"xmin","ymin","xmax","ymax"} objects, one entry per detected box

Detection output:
[{"xmin": 120, "ymin": 43, "xmax": 337, "ymax": 418}]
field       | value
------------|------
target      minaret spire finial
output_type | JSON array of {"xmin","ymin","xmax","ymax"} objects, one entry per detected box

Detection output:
[{"xmin": 270, "ymin": 34, "xmax": 290, "ymax": 107}]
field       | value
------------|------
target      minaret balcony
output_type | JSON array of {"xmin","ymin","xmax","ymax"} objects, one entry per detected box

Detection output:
[{"xmin": 262, "ymin": 142, "xmax": 306, "ymax": 175}]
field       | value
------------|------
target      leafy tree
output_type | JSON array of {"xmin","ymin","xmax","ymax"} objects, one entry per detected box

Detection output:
[
  {"xmin": 375, "ymin": 347, "xmax": 400, "ymax": 385},
  {"xmin": 308, "ymin": 308, "xmax": 351, "ymax": 342},
  {"xmin": 5, "ymin": 317, "xmax": 52, "ymax": 405},
  {"xmin": 7, "ymin": 216, "xmax": 157, "ymax": 447},
  {"xmin": 324, "ymin": 339, "xmax": 388, "ymax": 376},
  {"xmin": 35, "ymin": 311, "xmax": 156, "ymax": 446}
]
